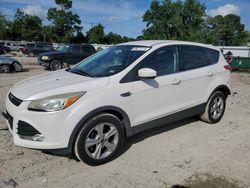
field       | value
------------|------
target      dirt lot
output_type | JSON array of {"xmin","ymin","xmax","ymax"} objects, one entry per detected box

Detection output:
[{"xmin": 0, "ymin": 54, "xmax": 250, "ymax": 188}]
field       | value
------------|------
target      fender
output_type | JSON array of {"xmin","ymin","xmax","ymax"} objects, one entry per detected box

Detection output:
[
  {"xmin": 208, "ymin": 85, "xmax": 231, "ymax": 101},
  {"xmin": 63, "ymin": 106, "xmax": 132, "ymax": 155}
]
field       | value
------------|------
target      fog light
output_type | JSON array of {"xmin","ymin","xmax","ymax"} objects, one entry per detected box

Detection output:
[{"xmin": 19, "ymin": 134, "xmax": 44, "ymax": 142}]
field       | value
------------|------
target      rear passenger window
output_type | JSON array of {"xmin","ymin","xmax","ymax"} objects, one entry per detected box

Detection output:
[
  {"xmin": 180, "ymin": 45, "xmax": 219, "ymax": 71},
  {"xmin": 138, "ymin": 46, "xmax": 177, "ymax": 76},
  {"xmin": 36, "ymin": 44, "xmax": 44, "ymax": 49},
  {"xmin": 82, "ymin": 46, "xmax": 93, "ymax": 53},
  {"xmin": 70, "ymin": 45, "xmax": 82, "ymax": 54}
]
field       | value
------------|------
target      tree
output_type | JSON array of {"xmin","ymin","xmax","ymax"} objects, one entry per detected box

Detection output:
[
  {"xmin": 47, "ymin": 0, "xmax": 82, "ymax": 43},
  {"xmin": 4, "ymin": 9, "xmax": 43, "ymax": 41},
  {"xmin": 0, "ymin": 11, "xmax": 8, "ymax": 40},
  {"xmin": 142, "ymin": 0, "xmax": 206, "ymax": 42},
  {"xmin": 86, "ymin": 24, "xmax": 105, "ymax": 44},
  {"xmin": 105, "ymin": 32, "xmax": 123, "ymax": 44},
  {"xmin": 207, "ymin": 14, "xmax": 248, "ymax": 46}
]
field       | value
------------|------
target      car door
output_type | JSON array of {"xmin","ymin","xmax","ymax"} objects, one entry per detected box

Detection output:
[
  {"xmin": 82, "ymin": 45, "xmax": 95, "ymax": 59},
  {"xmin": 66, "ymin": 45, "xmax": 84, "ymax": 64},
  {"xmin": 178, "ymin": 45, "xmax": 218, "ymax": 107},
  {"xmin": 131, "ymin": 45, "xmax": 185, "ymax": 126}
]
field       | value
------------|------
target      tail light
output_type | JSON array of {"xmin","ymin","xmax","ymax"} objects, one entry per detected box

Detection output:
[{"xmin": 224, "ymin": 65, "xmax": 232, "ymax": 71}]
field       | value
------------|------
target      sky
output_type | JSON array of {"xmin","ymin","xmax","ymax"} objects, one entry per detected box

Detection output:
[{"xmin": 0, "ymin": 0, "xmax": 249, "ymax": 38}]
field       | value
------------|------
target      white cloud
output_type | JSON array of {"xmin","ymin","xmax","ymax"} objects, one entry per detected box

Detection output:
[
  {"xmin": 207, "ymin": 4, "xmax": 240, "ymax": 17},
  {"xmin": 106, "ymin": 16, "xmax": 120, "ymax": 23},
  {"xmin": 23, "ymin": 5, "xmax": 47, "ymax": 20}
]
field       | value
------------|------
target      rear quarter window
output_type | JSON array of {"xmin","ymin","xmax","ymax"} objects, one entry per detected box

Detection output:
[{"xmin": 180, "ymin": 45, "xmax": 219, "ymax": 71}]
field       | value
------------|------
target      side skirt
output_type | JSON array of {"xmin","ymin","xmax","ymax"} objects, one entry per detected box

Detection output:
[{"xmin": 126, "ymin": 103, "xmax": 206, "ymax": 137}]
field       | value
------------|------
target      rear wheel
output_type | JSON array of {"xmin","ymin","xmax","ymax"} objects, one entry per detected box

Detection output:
[
  {"xmin": 74, "ymin": 113, "xmax": 124, "ymax": 165},
  {"xmin": 200, "ymin": 91, "xmax": 226, "ymax": 124},
  {"xmin": 28, "ymin": 52, "xmax": 34, "ymax": 57},
  {"xmin": 50, "ymin": 60, "xmax": 63, "ymax": 71}
]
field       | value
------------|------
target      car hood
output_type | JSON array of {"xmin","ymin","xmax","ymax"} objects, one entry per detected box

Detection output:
[
  {"xmin": 10, "ymin": 70, "xmax": 110, "ymax": 100},
  {"xmin": 0, "ymin": 55, "xmax": 17, "ymax": 64}
]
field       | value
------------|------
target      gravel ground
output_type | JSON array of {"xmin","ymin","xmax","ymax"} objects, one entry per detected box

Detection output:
[{"xmin": 0, "ymin": 54, "xmax": 249, "ymax": 188}]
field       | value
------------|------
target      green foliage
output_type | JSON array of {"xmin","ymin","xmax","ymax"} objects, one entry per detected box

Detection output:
[
  {"xmin": 0, "ymin": 11, "xmax": 8, "ymax": 40},
  {"xmin": 47, "ymin": 0, "xmax": 82, "ymax": 43},
  {"xmin": 4, "ymin": 9, "xmax": 43, "ymax": 41},
  {"xmin": 86, "ymin": 24, "xmax": 105, "ymax": 44},
  {"xmin": 207, "ymin": 14, "xmax": 248, "ymax": 46},
  {"xmin": 143, "ymin": 0, "xmax": 206, "ymax": 42},
  {"xmin": 104, "ymin": 32, "xmax": 133, "ymax": 44}
]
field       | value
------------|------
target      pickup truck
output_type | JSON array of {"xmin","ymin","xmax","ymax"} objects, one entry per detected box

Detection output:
[{"xmin": 38, "ymin": 44, "xmax": 96, "ymax": 71}]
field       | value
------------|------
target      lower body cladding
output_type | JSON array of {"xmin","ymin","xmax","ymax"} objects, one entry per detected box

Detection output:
[{"xmin": 3, "ymin": 94, "xmax": 84, "ymax": 151}]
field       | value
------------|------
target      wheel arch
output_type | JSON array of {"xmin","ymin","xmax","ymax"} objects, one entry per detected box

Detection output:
[
  {"xmin": 67, "ymin": 106, "xmax": 132, "ymax": 154},
  {"xmin": 208, "ymin": 85, "xmax": 231, "ymax": 101}
]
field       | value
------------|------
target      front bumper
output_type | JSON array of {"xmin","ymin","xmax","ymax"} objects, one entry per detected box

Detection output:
[
  {"xmin": 37, "ymin": 60, "xmax": 49, "ymax": 68},
  {"xmin": 3, "ymin": 92, "xmax": 82, "ymax": 150}
]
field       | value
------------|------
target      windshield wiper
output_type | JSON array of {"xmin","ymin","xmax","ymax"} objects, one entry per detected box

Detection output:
[{"xmin": 70, "ymin": 69, "xmax": 95, "ymax": 77}]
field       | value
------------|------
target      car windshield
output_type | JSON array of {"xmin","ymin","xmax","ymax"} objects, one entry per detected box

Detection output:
[{"xmin": 67, "ymin": 45, "xmax": 150, "ymax": 77}]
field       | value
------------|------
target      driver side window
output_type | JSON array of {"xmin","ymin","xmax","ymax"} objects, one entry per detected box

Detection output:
[{"xmin": 137, "ymin": 46, "xmax": 178, "ymax": 77}]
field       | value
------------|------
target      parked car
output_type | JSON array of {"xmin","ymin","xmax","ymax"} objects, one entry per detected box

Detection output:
[
  {"xmin": 22, "ymin": 43, "xmax": 54, "ymax": 57},
  {"xmin": 0, "ymin": 56, "xmax": 23, "ymax": 73},
  {"xmin": 37, "ymin": 44, "xmax": 96, "ymax": 71},
  {"xmin": 0, "ymin": 45, "xmax": 11, "ymax": 53},
  {"xmin": 2, "ymin": 40, "xmax": 231, "ymax": 165},
  {"xmin": 18, "ymin": 44, "xmax": 25, "ymax": 52},
  {"xmin": 3, "ymin": 41, "xmax": 18, "ymax": 51}
]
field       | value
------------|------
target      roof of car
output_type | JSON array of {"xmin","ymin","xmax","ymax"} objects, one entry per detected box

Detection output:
[{"xmin": 121, "ymin": 40, "xmax": 216, "ymax": 50}]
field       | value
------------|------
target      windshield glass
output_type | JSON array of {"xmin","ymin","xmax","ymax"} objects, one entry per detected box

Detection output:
[{"xmin": 68, "ymin": 45, "xmax": 150, "ymax": 77}]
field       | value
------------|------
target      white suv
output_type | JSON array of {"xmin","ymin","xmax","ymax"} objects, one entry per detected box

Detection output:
[{"xmin": 3, "ymin": 41, "xmax": 231, "ymax": 165}]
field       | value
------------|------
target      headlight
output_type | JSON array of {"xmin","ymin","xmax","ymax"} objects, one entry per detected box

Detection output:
[
  {"xmin": 28, "ymin": 92, "xmax": 86, "ymax": 112},
  {"xmin": 41, "ymin": 56, "xmax": 49, "ymax": 60}
]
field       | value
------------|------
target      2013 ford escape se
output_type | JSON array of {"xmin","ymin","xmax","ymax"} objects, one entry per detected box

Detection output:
[{"xmin": 2, "ymin": 40, "xmax": 231, "ymax": 165}]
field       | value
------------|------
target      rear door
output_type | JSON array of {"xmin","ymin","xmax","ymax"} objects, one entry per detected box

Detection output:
[
  {"xmin": 66, "ymin": 45, "xmax": 84, "ymax": 64},
  {"xmin": 82, "ymin": 45, "xmax": 95, "ymax": 59},
  {"xmin": 178, "ymin": 45, "xmax": 220, "ymax": 107}
]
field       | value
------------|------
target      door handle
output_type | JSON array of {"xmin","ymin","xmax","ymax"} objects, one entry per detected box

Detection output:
[
  {"xmin": 172, "ymin": 79, "xmax": 181, "ymax": 85},
  {"xmin": 207, "ymin": 72, "xmax": 213, "ymax": 77}
]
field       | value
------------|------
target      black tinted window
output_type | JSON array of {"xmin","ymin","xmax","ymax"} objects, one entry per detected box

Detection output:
[
  {"xmin": 83, "ymin": 46, "xmax": 93, "ymax": 53},
  {"xmin": 27, "ymin": 43, "xmax": 35, "ymax": 48},
  {"xmin": 180, "ymin": 45, "xmax": 219, "ymax": 71},
  {"xmin": 138, "ymin": 46, "xmax": 177, "ymax": 76},
  {"xmin": 36, "ymin": 44, "xmax": 44, "ymax": 49},
  {"xmin": 69, "ymin": 45, "xmax": 82, "ymax": 54}
]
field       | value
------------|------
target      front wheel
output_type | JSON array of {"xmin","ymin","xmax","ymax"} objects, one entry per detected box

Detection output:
[
  {"xmin": 200, "ymin": 91, "xmax": 226, "ymax": 124},
  {"xmin": 50, "ymin": 60, "xmax": 63, "ymax": 71},
  {"xmin": 74, "ymin": 113, "xmax": 125, "ymax": 165}
]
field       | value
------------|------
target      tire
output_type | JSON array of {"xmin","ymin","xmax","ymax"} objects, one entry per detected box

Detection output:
[
  {"xmin": 1, "ymin": 65, "xmax": 10, "ymax": 73},
  {"xmin": 74, "ymin": 113, "xmax": 125, "ymax": 166},
  {"xmin": 50, "ymin": 60, "xmax": 63, "ymax": 71},
  {"xmin": 28, "ymin": 52, "xmax": 34, "ymax": 57},
  {"xmin": 200, "ymin": 91, "xmax": 226, "ymax": 124}
]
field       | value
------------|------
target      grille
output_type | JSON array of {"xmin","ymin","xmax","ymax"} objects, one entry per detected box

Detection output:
[
  {"xmin": 17, "ymin": 121, "xmax": 41, "ymax": 136},
  {"xmin": 9, "ymin": 92, "xmax": 23, "ymax": 106}
]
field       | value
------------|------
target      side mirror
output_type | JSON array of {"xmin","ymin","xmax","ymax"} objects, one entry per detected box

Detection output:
[{"xmin": 138, "ymin": 68, "xmax": 157, "ymax": 79}]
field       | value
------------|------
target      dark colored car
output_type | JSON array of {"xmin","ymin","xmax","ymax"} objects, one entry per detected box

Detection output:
[
  {"xmin": 0, "ymin": 56, "xmax": 23, "ymax": 73},
  {"xmin": 37, "ymin": 44, "xmax": 96, "ymax": 71},
  {"xmin": 22, "ymin": 43, "xmax": 54, "ymax": 57},
  {"xmin": 0, "ymin": 45, "xmax": 11, "ymax": 54}
]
